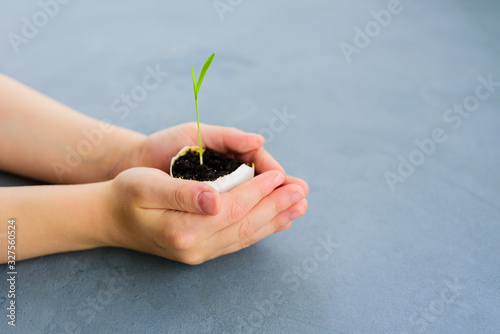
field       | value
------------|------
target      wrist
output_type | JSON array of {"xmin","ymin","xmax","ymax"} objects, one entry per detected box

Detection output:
[
  {"xmin": 101, "ymin": 127, "xmax": 147, "ymax": 180},
  {"xmin": 86, "ymin": 180, "xmax": 119, "ymax": 248}
]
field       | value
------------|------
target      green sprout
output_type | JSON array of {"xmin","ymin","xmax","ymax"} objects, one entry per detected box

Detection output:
[{"xmin": 192, "ymin": 53, "xmax": 215, "ymax": 165}]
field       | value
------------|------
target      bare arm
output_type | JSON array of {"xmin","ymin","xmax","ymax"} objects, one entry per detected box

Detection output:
[
  {"xmin": 0, "ymin": 182, "xmax": 111, "ymax": 262},
  {"xmin": 0, "ymin": 74, "xmax": 145, "ymax": 183}
]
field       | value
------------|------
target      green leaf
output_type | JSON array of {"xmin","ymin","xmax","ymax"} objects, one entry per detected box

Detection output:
[
  {"xmin": 191, "ymin": 53, "xmax": 215, "ymax": 165},
  {"xmin": 192, "ymin": 66, "xmax": 198, "ymax": 98},
  {"xmin": 195, "ymin": 53, "xmax": 215, "ymax": 95}
]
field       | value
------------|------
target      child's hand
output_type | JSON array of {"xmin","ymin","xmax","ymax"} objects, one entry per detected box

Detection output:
[
  {"xmin": 103, "ymin": 166, "xmax": 307, "ymax": 265},
  {"xmin": 133, "ymin": 122, "xmax": 269, "ymax": 174}
]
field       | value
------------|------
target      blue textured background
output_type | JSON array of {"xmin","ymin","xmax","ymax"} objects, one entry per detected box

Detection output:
[{"xmin": 1, "ymin": 1, "xmax": 499, "ymax": 333}]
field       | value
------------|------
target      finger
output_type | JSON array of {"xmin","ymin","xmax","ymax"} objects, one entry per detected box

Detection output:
[
  {"xmin": 200, "ymin": 124, "xmax": 265, "ymax": 154},
  {"xmin": 149, "ymin": 169, "xmax": 286, "ymax": 261},
  {"xmin": 137, "ymin": 169, "xmax": 221, "ymax": 215},
  {"xmin": 274, "ymin": 199, "xmax": 308, "ymax": 233},
  {"xmin": 209, "ymin": 184, "xmax": 305, "ymax": 251},
  {"xmin": 218, "ymin": 170, "xmax": 285, "ymax": 225},
  {"xmin": 274, "ymin": 222, "xmax": 292, "ymax": 233},
  {"xmin": 207, "ymin": 199, "xmax": 308, "ymax": 261},
  {"xmin": 282, "ymin": 175, "xmax": 309, "ymax": 197}
]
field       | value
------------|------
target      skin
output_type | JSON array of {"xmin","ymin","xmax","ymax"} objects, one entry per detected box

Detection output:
[{"xmin": 0, "ymin": 74, "xmax": 308, "ymax": 265}]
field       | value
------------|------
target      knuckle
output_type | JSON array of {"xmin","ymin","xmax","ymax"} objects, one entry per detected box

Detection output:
[
  {"xmin": 255, "ymin": 178, "xmax": 268, "ymax": 197},
  {"xmin": 163, "ymin": 230, "xmax": 195, "ymax": 251},
  {"xmin": 238, "ymin": 216, "xmax": 256, "ymax": 242},
  {"xmin": 272, "ymin": 199, "xmax": 282, "ymax": 217},
  {"xmin": 172, "ymin": 186, "xmax": 186, "ymax": 209},
  {"xmin": 228, "ymin": 198, "xmax": 248, "ymax": 221},
  {"xmin": 273, "ymin": 215, "xmax": 288, "ymax": 230},
  {"xmin": 172, "ymin": 182, "xmax": 201, "ymax": 212},
  {"xmin": 239, "ymin": 234, "xmax": 256, "ymax": 250}
]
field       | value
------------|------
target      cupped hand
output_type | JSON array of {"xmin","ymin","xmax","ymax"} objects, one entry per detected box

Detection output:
[
  {"xmin": 135, "ymin": 122, "xmax": 266, "ymax": 173},
  {"xmin": 133, "ymin": 122, "xmax": 309, "ymax": 194},
  {"xmin": 104, "ymin": 167, "xmax": 308, "ymax": 264}
]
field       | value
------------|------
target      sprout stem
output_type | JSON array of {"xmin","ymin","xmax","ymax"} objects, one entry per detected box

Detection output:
[
  {"xmin": 195, "ymin": 98, "xmax": 203, "ymax": 165},
  {"xmin": 192, "ymin": 53, "xmax": 215, "ymax": 166}
]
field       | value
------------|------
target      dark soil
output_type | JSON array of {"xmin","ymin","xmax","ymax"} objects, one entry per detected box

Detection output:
[{"xmin": 171, "ymin": 148, "xmax": 244, "ymax": 181}]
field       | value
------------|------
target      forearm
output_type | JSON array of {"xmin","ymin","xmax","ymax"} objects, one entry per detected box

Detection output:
[
  {"xmin": 0, "ymin": 182, "xmax": 112, "ymax": 263},
  {"xmin": 0, "ymin": 74, "xmax": 146, "ymax": 183}
]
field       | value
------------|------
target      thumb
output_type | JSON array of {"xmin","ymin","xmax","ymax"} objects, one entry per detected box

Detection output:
[{"xmin": 143, "ymin": 171, "xmax": 222, "ymax": 215}]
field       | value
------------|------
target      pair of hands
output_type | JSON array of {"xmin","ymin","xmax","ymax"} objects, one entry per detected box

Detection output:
[{"xmin": 102, "ymin": 123, "xmax": 308, "ymax": 265}]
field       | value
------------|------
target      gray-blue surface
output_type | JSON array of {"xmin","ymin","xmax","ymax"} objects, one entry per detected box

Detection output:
[{"xmin": 1, "ymin": 1, "xmax": 499, "ymax": 333}]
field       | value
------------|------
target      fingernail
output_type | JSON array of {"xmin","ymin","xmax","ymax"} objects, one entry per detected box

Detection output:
[
  {"xmin": 198, "ymin": 191, "xmax": 214, "ymax": 214},
  {"xmin": 272, "ymin": 173, "xmax": 285, "ymax": 187},
  {"xmin": 289, "ymin": 192, "xmax": 304, "ymax": 205},
  {"xmin": 289, "ymin": 211, "xmax": 303, "ymax": 221}
]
